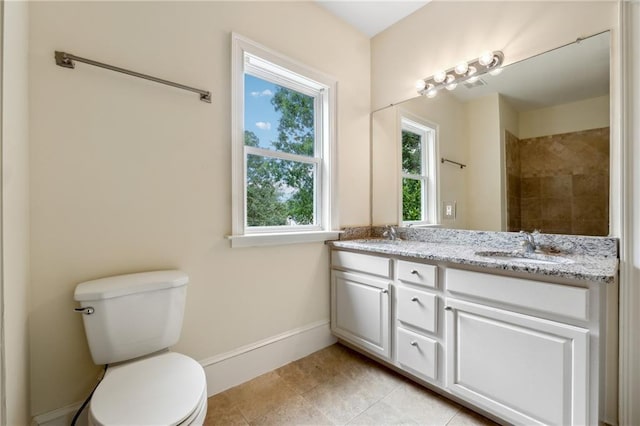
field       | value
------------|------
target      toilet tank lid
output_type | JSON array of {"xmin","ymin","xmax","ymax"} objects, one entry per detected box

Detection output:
[{"xmin": 74, "ymin": 270, "xmax": 188, "ymax": 301}]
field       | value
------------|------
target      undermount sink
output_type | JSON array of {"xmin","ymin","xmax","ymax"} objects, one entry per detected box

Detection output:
[{"xmin": 475, "ymin": 250, "xmax": 574, "ymax": 265}]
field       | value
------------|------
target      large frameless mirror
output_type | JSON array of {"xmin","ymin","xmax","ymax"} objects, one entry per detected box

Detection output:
[{"xmin": 372, "ymin": 31, "xmax": 610, "ymax": 236}]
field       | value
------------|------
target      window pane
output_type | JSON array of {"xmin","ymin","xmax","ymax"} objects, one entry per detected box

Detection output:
[
  {"xmin": 244, "ymin": 74, "xmax": 315, "ymax": 157},
  {"xmin": 246, "ymin": 154, "xmax": 315, "ymax": 227},
  {"xmin": 402, "ymin": 178, "xmax": 422, "ymax": 221},
  {"xmin": 402, "ymin": 130, "xmax": 422, "ymax": 175}
]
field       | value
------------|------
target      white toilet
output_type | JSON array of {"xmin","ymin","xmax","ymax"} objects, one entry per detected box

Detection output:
[{"xmin": 74, "ymin": 270, "xmax": 208, "ymax": 426}]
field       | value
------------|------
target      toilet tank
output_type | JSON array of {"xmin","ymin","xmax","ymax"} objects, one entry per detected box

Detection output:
[{"xmin": 74, "ymin": 270, "xmax": 189, "ymax": 365}]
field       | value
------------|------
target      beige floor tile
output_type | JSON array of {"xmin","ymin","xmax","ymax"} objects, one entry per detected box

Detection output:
[
  {"xmin": 383, "ymin": 381, "xmax": 461, "ymax": 425},
  {"xmin": 346, "ymin": 361, "xmax": 405, "ymax": 401},
  {"xmin": 445, "ymin": 408, "xmax": 500, "ymax": 426},
  {"xmin": 347, "ymin": 401, "xmax": 418, "ymax": 425},
  {"xmin": 250, "ymin": 394, "xmax": 334, "ymax": 425},
  {"xmin": 205, "ymin": 344, "xmax": 495, "ymax": 426},
  {"xmin": 224, "ymin": 371, "xmax": 300, "ymax": 422},
  {"xmin": 204, "ymin": 393, "xmax": 249, "ymax": 426},
  {"xmin": 302, "ymin": 372, "xmax": 378, "ymax": 425},
  {"xmin": 276, "ymin": 352, "xmax": 339, "ymax": 394},
  {"xmin": 307, "ymin": 344, "xmax": 367, "ymax": 377}
]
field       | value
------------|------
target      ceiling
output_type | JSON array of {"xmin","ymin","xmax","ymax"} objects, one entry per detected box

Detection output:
[{"xmin": 315, "ymin": 1, "xmax": 430, "ymax": 37}]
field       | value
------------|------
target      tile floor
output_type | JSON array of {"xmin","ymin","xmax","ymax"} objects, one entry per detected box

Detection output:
[{"xmin": 204, "ymin": 343, "xmax": 498, "ymax": 425}]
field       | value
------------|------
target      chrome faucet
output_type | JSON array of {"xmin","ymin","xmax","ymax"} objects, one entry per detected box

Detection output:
[
  {"xmin": 519, "ymin": 230, "xmax": 539, "ymax": 253},
  {"xmin": 383, "ymin": 225, "xmax": 398, "ymax": 241}
]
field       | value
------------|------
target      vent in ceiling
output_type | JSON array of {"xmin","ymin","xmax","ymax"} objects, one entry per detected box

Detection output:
[{"xmin": 463, "ymin": 78, "xmax": 488, "ymax": 89}]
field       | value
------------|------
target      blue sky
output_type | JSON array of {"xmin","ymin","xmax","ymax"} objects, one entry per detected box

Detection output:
[{"xmin": 244, "ymin": 74, "xmax": 280, "ymax": 150}]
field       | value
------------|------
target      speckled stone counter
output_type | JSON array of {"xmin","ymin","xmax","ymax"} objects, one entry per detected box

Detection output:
[{"xmin": 330, "ymin": 227, "xmax": 619, "ymax": 284}]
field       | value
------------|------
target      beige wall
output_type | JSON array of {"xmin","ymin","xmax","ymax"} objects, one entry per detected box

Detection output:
[
  {"xmin": 519, "ymin": 95, "xmax": 610, "ymax": 139},
  {"xmin": 466, "ymin": 94, "xmax": 502, "ymax": 231},
  {"xmin": 2, "ymin": 1, "xmax": 31, "ymax": 424},
  {"xmin": 371, "ymin": 1, "xmax": 616, "ymax": 111},
  {"xmin": 28, "ymin": 1, "xmax": 370, "ymax": 415},
  {"xmin": 371, "ymin": 106, "xmax": 398, "ymax": 225}
]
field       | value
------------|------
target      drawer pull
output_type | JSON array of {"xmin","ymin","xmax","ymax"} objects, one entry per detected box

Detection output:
[
  {"xmin": 381, "ymin": 289, "xmax": 389, "ymax": 294},
  {"xmin": 410, "ymin": 269, "xmax": 419, "ymax": 275},
  {"xmin": 411, "ymin": 297, "xmax": 419, "ymax": 302},
  {"xmin": 410, "ymin": 341, "xmax": 418, "ymax": 347},
  {"xmin": 444, "ymin": 306, "xmax": 452, "ymax": 311}
]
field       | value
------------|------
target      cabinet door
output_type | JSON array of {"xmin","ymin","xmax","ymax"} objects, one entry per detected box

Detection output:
[
  {"xmin": 445, "ymin": 298, "xmax": 589, "ymax": 426},
  {"xmin": 331, "ymin": 270, "xmax": 391, "ymax": 359}
]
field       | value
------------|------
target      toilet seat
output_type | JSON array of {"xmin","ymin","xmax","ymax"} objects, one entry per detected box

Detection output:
[
  {"xmin": 89, "ymin": 352, "xmax": 207, "ymax": 426},
  {"xmin": 178, "ymin": 387, "xmax": 207, "ymax": 426}
]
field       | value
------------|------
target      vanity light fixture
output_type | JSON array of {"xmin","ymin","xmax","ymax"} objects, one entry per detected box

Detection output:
[{"xmin": 416, "ymin": 51, "xmax": 504, "ymax": 98}]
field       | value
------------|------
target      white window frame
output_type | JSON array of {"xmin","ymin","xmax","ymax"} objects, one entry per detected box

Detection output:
[
  {"xmin": 229, "ymin": 33, "xmax": 339, "ymax": 247},
  {"xmin": 399, "ymin": 113, "xmax": 439, "ymax": 226}
]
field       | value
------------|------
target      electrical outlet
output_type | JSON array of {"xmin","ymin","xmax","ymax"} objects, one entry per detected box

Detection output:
[{"xmin": 443, "ymin": 201, "xmax": 456, "ymax": 219}]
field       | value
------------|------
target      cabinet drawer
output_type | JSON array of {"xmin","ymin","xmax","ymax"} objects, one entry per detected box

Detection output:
[
  {"xmin": 331, "ymin": 250, "xmax": 390, "ymax": 278},
  {"xmin": 396, "ymin": 328, "xmax": 437, "ymax": 381},
  {"xmin": 397, "ymin": 260, "xmax": 436, "ymax": 288},
  {"xmin": 446, "ymin": 268, "xmax": 589, "ymax": 321},
  {"xmin": 396, "ymin": 286, "xmax": 437, "ymax": 333}
]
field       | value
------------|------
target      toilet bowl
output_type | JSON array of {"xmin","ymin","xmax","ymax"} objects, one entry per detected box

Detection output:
[
  {"xmin": 74, "ymin": 270, "xmax": 207, "ymax": 426},
  {"xmin": 88, "ymin": 352, "xmax": 207, "ymax": 426}
]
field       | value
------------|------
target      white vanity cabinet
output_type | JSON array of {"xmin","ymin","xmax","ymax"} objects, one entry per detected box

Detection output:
[
  {"xmin": 330, "ymin": 247, "xmax": 615, "ymax": 426},
  {"xmin": 445, "ymin": 268, "xmax": 605, "ymax": 426},
  {"xmin": 330, "ymin": 251, "xmax": 392, "ymax": 360}
]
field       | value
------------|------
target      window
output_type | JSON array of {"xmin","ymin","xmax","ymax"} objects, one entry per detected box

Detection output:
[
  {"xmin": 400, "ymin": 116, "xmax": 438, "ymax": 225},
  {"xmin": 230, "ymin": 34, "xmax": 338, "ymax": 247}
]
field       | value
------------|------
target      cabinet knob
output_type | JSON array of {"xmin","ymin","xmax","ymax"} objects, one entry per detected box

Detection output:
[
  {"xmin": 444, "ymin": 306, "xmax": 452, "ymax": 311},
  {"xmin": 410, "ymin": 269, "xmax": 419, "ymax": 275},
  {"xmin": 411, "ymin": 297, "xmax": 419, "ymax": 302},
  {"xmin": 381, "ymin": 289, "xmax": 389, "ymax": 294},
  {"xmin": 410, "ymin": 341, "xmax": 418, "ymax": 347}
]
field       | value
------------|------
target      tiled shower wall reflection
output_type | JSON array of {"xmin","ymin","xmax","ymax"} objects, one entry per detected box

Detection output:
[{"xmin": 505, "ymin": 128, "xmax": 610, "ymax": 236}]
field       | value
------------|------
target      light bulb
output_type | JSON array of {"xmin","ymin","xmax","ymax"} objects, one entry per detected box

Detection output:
[
  {"xmin": 426, "ymin": 88, "xmax": 438, "ymax": 98},
  {"xmin": 455, "ymin": 62, "xmax": 469, "ymax": 75},
  {"xmin": 489, "ymin": 67, "xmax": 503, "ymax": 76},
  {"xmin": 415, "ymin": 79, "xmax": 427, "ymax": 91},
  {"xmin": 445, "ymin": 82, "xmax": 457, "ymax": 91},
  {"xmin": 433, "ymin": 70, "xmax": 447, "ymax": 83},
  {"xmin": 479, "ymin": 51, "xmax": 495, "ymax": 67}
]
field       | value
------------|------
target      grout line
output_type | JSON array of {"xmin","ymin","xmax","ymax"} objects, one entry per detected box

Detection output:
[{"xmin": 444, "ymin": 408, "xmax": 463, "ymax": 426}]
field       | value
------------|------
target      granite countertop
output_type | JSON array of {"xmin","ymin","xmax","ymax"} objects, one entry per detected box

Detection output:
[{"xmin": 329, "ymin": 238, "xmax": 619, "ymax": 284}]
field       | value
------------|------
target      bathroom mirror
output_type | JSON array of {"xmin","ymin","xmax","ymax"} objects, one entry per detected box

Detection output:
[{"xmin": 371, "ymin": 31, "xmax": 610, "ymax": 236}]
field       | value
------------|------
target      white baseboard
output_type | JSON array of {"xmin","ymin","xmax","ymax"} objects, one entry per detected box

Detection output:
[
  {"xmin": 32, "ymin": 320, "xmax": 336, "ymax": 426},
  {"xmin": 31, "ymin": 401, "xmax": 87, "ymax": 426},
  {"xmin": 201, "ymin": 319, "xmax": 336, "ymax": 396}
]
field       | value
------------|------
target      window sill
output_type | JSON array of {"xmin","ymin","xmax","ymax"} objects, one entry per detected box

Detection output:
[{"xmin": 227, "ymin": 231, "xmax": 342, "ymax": 248}]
